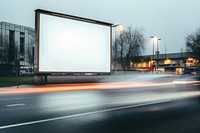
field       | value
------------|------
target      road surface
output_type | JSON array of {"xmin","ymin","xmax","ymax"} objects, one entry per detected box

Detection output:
[{"xmin": 0, "ymin": 74, "xmax": 200, "ymax": 133}]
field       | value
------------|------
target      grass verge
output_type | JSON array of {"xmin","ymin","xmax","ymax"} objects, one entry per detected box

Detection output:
[{"xmin": 0, "ymin": 76, "xmax": 34, "ymax": 87}]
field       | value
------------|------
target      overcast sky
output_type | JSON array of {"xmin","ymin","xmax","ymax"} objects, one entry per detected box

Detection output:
[{"xmin": 1, "ymin": 0, "xmax": 200, "ymax": 55}]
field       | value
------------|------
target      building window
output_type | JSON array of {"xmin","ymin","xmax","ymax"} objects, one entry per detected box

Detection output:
[
  {"xmin": 20, "ymin": 32, "xmax": 25, "ymax": 55},
  {"xmin": 20, "ymin": 57, "xmax": 24, "ymax": 61},
  {"xmin": 32, "ymin": 47, "xmax": 35, "ymax": 60},
  {"xmin": 9, "ymin": 30, "xmax": 15, "ymax": 61}
]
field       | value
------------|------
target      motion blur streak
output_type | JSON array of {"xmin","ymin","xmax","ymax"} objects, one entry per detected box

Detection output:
[
  {"xmin": 173, "ymin": 80, "xmax": 200, "ymax": 84},
  {"xmin": 0, "ymin": 80, "xmax": 200, "ymax": 94}
]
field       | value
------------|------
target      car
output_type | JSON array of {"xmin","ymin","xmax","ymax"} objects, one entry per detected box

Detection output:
[
  {"xmin": 181, "ymin": 67, "xmax": 200, "ymax": 75},
  {"xmin": 180, "ymin": 67, "xmax": 200, "ymax": 81}
]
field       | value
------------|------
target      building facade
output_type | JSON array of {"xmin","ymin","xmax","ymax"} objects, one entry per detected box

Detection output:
[
  {"xmin": 130, "ymin": 52, "xmax": 199, "ymax": 74},
  {"xmin": 0, "ymin": 22, "xmax": 35, "ymax": 75}
]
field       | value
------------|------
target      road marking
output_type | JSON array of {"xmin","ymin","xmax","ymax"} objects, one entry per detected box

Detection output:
[
  {"xmin": 0, "ymin": 98, "xmax": 28, "ymax": 101},
  {"xmin": 6, "ymin": 103, "xmax": 25, "ymax": 107},
  {"xmin": 0, "ymin": 100, "xmax": 171, "ymax": 130}
]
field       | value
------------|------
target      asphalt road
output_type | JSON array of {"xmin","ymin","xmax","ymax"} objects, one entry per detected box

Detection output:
[{"xmin": 0, "ymin": 76, "xmax": 200, "ymax": 133}]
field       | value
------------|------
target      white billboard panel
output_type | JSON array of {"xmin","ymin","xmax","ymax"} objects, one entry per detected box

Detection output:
[{"xmin": 36, "ymin": 10, "xmax": 111, "ymax": 73}]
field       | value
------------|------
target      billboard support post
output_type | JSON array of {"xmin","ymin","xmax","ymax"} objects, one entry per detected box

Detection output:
[{"xmin": 34, "ymin": 74, "xmax": 48, "ymax": 85}]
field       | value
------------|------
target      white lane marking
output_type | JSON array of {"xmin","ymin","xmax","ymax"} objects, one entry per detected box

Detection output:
[
  {"xmin": 0, "ymin": 98, "xmax": 28, "ymax": 101},
  {"xmin": 0, "ymin": 100, "xmax": 171, "ymax": 130},
  {"xmin": 6, "ymin": 104, "xmax": 25, "ymax": 107}
]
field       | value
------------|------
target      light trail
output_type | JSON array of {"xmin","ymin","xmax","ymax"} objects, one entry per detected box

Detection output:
[
  {"xmin": 6, "ymin": 103, "xmax": 25, "ymax": 107},
  {"xmin": 0, "ymin": 80, "xmax": 199, "ymax": 94}
]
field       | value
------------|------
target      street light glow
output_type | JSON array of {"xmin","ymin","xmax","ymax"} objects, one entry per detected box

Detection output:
[
  {"xmin": 112, "ymin": 24, "xmax": 124, "ymax": 36},
  {"xmin": 113, "ymin": 24, "xmax": 125, "ymax": 35}
]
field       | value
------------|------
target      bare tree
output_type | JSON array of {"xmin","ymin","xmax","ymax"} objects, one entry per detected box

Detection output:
[
  {"xmin": 186, "ymin": 28, "xmax": 200, "ymax": 59},
  {"xmin": 114, "ymin": 27, "xmax": 145, "ymax": 70}
]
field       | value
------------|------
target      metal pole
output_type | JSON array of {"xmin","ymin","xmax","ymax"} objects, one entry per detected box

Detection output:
[
  {"xmin": 153, "ymin": 39, "xmax": 154, "ymax": 60},
  {"xmin": 150, "ymin": 36, "xmax": 155, "ymax": 60},
  {"xmin": 112, "ymin": 24, "xmax": 122, "ymax": 73},
  {"xmin": 157, "ymin": 39, "xmax": 158, "ymax": 60},
  {"xmin": 156, "ymin": 39, "xmax": 158, "ymax": 72},
  {"xmin": 150, "ymin": 36, "xmax": 155, "ymax": 73},
  {"xmin": 157, "ymin": 39, "xmax": 158, "ymax": 52},
  {"xmin": 114, "ymin": 28, "xmax": 117, "ymax": 72},
  {"xmin": 16, "ymin": 46, "xmax": 19, "ymax": 88},
  {"xmin": 165, "ymin": 44, "xmax": 167, "ymax": 59},
  {"xmin": 157, "ymin": 38, "xmax": 161, "ymax": 59},
  {"xmin": 156, "ymin": 38, "xmax": 161, "ymax": 72}
]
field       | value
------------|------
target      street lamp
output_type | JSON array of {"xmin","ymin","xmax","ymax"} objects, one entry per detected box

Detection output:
[
  {"xmin": 150, "ymin": 36, "xmax": 155, "ymax": 60},
  {"xmin": 156, "ymin": 38, "xmax": 161, "ymax": 59},
  {"xmin": 156, "ymin": 38, "xmax": 161, "ymax": 72},
  {"xmin": 112, "ymin": 24, "xmax": 123, "ymax": 72}
]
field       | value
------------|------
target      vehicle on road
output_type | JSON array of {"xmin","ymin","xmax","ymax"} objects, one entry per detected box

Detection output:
[
  {"xmin": 180, "ymin": 67, "xmax": 200, "ymax": 80},
  {"xmin": 181, "ymin": 67, "xmax": 200, "ymax": 75}
]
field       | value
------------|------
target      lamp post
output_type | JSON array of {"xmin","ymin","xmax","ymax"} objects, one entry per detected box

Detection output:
[
  {"xmin": 156, "ymin": 38, "xmax": 161, "ymax": 60},
  {"xmin": 150, "ymin": 36, "xmax": 155, "ymax": 60},
  {"xmin": 156, "ymin": 38, "xmax": 161, "ymax": 72},
  {"xmin": 165, "ymin": 44, "xmax": 167, "ymax": 59},
  {"xmin": 150, "ymin": 36, "xmax": 155, "ymax": 72},
  {"xmin": 112, "ymin": 24, "xmax": 123, "ymax": 73}
]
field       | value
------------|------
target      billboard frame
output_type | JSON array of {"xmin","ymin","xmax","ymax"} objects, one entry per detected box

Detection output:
[{"xmin": 35, "ymin": 9, "xmax": 113, "ymax": 74}]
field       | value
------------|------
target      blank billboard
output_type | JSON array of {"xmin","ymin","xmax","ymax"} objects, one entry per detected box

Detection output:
[{"xmin": 36, "ymin": 10, "xmax": 112, "ymax": 73}]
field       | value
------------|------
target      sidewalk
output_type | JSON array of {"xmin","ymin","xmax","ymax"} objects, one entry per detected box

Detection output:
[
  {"xmin": 35, "ymin": 71, "xmax": 177, "ymax": 84},
  {"xmin": 0, "ymin": 73, "xmax": 178, "ymax": 95}
]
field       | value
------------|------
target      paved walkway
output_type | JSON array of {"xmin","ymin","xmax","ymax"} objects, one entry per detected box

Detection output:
[{"xmin": 0, "ymin": 73, "xmax": 179, "ymax": 95}]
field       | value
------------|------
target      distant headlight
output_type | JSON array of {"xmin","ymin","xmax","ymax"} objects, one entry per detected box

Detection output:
[{"xmin": 191, "ymin": 72, "xmax": 197, "ymax": 75}]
